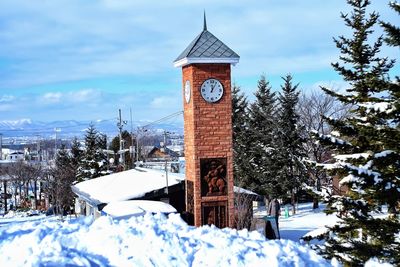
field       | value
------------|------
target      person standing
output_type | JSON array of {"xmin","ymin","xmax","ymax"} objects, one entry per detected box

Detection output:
[{"xmin": 268, "ymin": 198, "xmax": 281, "ymax": 239}]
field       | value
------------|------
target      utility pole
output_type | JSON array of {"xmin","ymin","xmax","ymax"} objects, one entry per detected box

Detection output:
[
  {"xmin": 0, "ymin": 133, "xmax": 5, "ymax": 212},
  {"xmin": 136, "ymin": 128, "xmax": 140, "ymax": 164},
  {"xmin": 117, "ymin": 109, "xmax": 127, "ymax": 170},
  {"xmin": 36, "ymin": 135, "xmax": 41, "ymax": 161},
  {"xmin": 54, "ymin": 128, "xmax": 60, "ymax": 159},
  {"xmin": 130, "ymin": 108, "xmax": 135, "ymax": 169},
  {"xmin": 0, "ymin": 133, "xmax": 2, "ymax": 160},
  {"xmin": 162, "ymin": 131, "xmax": 170, "ymax": 195}
]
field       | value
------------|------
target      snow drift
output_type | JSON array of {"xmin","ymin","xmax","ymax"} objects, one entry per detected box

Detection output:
[{"xmin": 0, "ymin": 213, "xmax": 330, "ymax": 266}]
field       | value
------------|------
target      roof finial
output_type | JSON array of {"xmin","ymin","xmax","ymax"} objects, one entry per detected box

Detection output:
[{"xmin": 203, "ymin": 10, "xmax": 207, "ymax": 31}]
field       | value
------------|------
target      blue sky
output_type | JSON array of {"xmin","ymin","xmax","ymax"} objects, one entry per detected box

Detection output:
[{"xmin": 0, "ymin": 0, "xmax": 398, "ymax": 124}]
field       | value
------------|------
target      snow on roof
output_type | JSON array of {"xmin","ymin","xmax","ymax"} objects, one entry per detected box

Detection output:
[
  {"xmin": 233, "ymin": 186, "xmax": 259, "ymax": 196},
  {"xmin": 102, "ymin": 200, "xmax": 177, "ymax": 219},
  {"xmin": 72, "ymin": 168, "xmax": 184, "ymax": 205}
]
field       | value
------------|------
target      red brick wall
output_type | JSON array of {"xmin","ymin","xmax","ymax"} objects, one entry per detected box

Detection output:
[{"xmin": 182, "ymin": 63, "xmax": 234, "ymax": 227}]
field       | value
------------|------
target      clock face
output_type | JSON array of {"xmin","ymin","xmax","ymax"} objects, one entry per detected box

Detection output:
[
  {"xmin": 200, "ymin": 78, "xmax": 224, "ymax": 103},
  {"xmin": 184, "ymin": 80, "xmax": 191, "ymax": 103}
]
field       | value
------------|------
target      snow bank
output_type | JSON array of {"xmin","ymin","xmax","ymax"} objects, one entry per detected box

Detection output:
[
  {"xmin": 0, "ymin": 213, "xmax": 331, "ymax": 267},
  {"xmin": 102, "ymin": 200, "xmax": 177, "ymax": 219}
]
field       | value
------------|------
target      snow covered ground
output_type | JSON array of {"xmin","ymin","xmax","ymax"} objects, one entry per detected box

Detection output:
[
  {"xmin": 0, "ymin": 205, "xmax": 335, "ymax": 267},
  {"xmin": 0, "ymin": 202, "xmax": 389, "ymax": 266},
  {"xmin": 279, "ymin": 203, "xmax": 338, "ymax": 242}
]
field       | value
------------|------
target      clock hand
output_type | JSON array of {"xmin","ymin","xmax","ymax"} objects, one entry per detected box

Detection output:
[{"xmin": 210, "ymin": 83, "xmax": 215, "ymax": 93}]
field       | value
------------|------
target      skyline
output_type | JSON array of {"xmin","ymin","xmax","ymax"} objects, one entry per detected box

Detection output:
[{"xmin": 0, "ymin": 0, "xmax": 398, "ymax": 124}]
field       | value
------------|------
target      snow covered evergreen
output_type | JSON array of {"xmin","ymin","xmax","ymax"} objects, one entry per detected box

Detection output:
[
  {"xmin": 275, "ymin": 75, "xmax": 307, "ymax": 214},
  {"xmin": 232, "ymin": 84, "xmax": 254, "ymax": 189},
  {"xmin": 247, "ymin": 76, "xmax": 279, "ymax": 196},
  {"xmin": 76, "ymin": 124, "xmax": 110, "ymax": 182},
  {"xmin": 311, "ymin": 0, "xmax": 400, "ymax": 265}
]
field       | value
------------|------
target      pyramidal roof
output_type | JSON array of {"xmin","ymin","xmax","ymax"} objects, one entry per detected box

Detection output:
[{"xmin": 173, "ymin": 13, "xmax": 240, "ymax": 67}]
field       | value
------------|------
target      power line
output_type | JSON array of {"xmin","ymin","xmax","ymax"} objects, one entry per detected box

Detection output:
[{"xmin": 141, "ymin": 111, "xmax": 183, "ymax": 129}]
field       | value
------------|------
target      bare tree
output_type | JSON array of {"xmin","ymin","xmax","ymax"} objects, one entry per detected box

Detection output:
[
  {"xmin": 298, "ymin": 89, "xmax": 350, "ymax": 208},
  {"xmin": 25, "ymin": 163, "xmax": 42, "ymax": 209},
  {"xmin": 234, "ymin": 192, "xmax": 257, "ymax": 230},
  {"xmin": 0, "ymin": 165, "xmax": 11, "ymax": 213},
  {"xmin": 4, "ymin": 160, "xmax": 43, "ymax": 209},
  {"xmin": 5, "ymin": 160, "xmax": 29, "ymax": 208}
]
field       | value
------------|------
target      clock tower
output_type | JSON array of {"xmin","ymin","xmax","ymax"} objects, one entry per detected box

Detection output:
[{"xmin": 174, "ymin": 14, "xmax": 239, "ymax": 228}]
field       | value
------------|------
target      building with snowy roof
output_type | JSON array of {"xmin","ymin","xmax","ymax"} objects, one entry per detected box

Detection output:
[
  {"xmin": 6, "ymin": 151, "xmax": 25, "ymax": 161},
  {"xmin": 72, "ymin": 166, "xmax": 261, "ymax": 226},
  {"xmin": 72, "ymin": 167, "xmax": 186, "ymax": 219}
]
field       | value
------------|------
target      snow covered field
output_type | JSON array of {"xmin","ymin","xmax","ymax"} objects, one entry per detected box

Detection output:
[{"xmin": 1, "ymin": 202, "xmax": 389, "ymax": 266}]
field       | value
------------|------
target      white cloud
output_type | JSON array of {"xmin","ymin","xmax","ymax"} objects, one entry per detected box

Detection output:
[
  {"xmin": 67, "ymin": 89, "xmax": 102, "ymax": 103},
  {"xmin": 36, "ymin": 89, "xmax": 105, "ymax": 107},
  {"xmin": 42, "ymin": 92, "xmax": 62, "ymax": 104},
  {"xmin": 0, "ymin": 95, "xmax": 15, "ymax": 103},
  {"xmin": 0, "ymin": 104, "xmax": 13, "ymax": 112},
  {"xmin": 150, "ymin": 96, "xmax": 179, "ymax": 109},
  {"xmin": 0, "ymin": 0, "xmax": 372, "ymax": 88},
  {"xmin": 0, "ymin": 0, "xmax": 397, "ymax": 122}
]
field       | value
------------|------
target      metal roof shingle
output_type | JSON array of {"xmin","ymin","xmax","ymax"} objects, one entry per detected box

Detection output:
[{"xmin": 174, "ymin": 29, "xmax": 239, "ymax": 62}]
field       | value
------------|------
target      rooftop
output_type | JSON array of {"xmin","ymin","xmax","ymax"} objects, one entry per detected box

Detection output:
[{"xmin": 174, "ymin": 13, "xmax": 239, "ymax": 67}]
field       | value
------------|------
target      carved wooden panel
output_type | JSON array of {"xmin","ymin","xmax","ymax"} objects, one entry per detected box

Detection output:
[
  {"xmin": 201, "ymin": 201, "xmax": 227, "ymax": 228},
  {"xmin": 186, "ymin": 180, "xmax": 194, "ymax": 214},
  {"xmin": 200, "ymin": 158, "xmax": 227, "ymax": 197}
]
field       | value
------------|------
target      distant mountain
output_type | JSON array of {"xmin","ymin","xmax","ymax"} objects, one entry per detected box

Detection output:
[
  {"xmin": 0, "ymin": 119, "xmax": 184, "ymax": 141},
  {"xmin": 0, "ymin": 118, "xmax": 34, "ymax": 129}
]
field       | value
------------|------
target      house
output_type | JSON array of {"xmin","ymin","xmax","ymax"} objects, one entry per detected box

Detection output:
[
  {"xmin": 72, "ymin": 166, "xmax": 260, "ymax": 228},
  {"xmin": 7, "ymin": 151, "xmax": 24, "ymax": 161},
  {"xmin": 71, "ymin": 167, "xmax": 185, "ymax": 218},
  {"xmin": 332, "ymin": 175, "xmax": 349, "ymax": 195},
  {"xmin": 146, "ymin": 146, "xmax": 179, "ymax": 161}
]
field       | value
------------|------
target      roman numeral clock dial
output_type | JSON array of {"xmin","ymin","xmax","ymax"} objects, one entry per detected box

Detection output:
[{"xmin": 200, "ymin": 78, "xmax": 224, "ymax": 103}]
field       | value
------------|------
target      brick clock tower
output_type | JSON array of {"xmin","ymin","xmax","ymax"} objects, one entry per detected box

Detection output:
[{"xmin": 174, "ymin": 15, "xmax": 239, "ymax": 228}]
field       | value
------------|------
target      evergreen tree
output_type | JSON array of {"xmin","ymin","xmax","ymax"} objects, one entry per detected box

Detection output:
[
  {"xmin": 97, "ymin": 133, "xmax": 108, "ymax": 152},
  {"xmin": 248, "ymin": 75, "xmax": 278, "ymax": 195},
  {"xmin": 380, "ymin": 1, "xmax": 400, "ymax": 47},
  {"xmin": 310, "ymin": 0, "xmax": 400, "ymax": 264},
  {"xmin": 76, "ymin": 123, "xmax": 110, "ymax": 181},
  {"xmin": 49, "ymin": 146, "xmax": 75, "ymax": 216},
  {"xmin": 70, "ymin": 137, "xmax": 82, "ymax": 178},
  {"xmin": 232, "ymin": 84, "xmax": 252, "ymax": 188},
  {"xmin": 275, "ymin": 74, "xmax": 307, "ymax": 214},
  {"xmin": 381, "ymin": 1, "xmax": 400, "ymax": 125}
]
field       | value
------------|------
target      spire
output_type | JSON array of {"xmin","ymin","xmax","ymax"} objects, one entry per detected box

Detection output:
[
  {"xmin": 173, "ymin": 10, "xmax": 240, "ymax": 67},
  {"xmin": 203, "ymin": 10, "xmax": 207, "ymax": 31}
]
